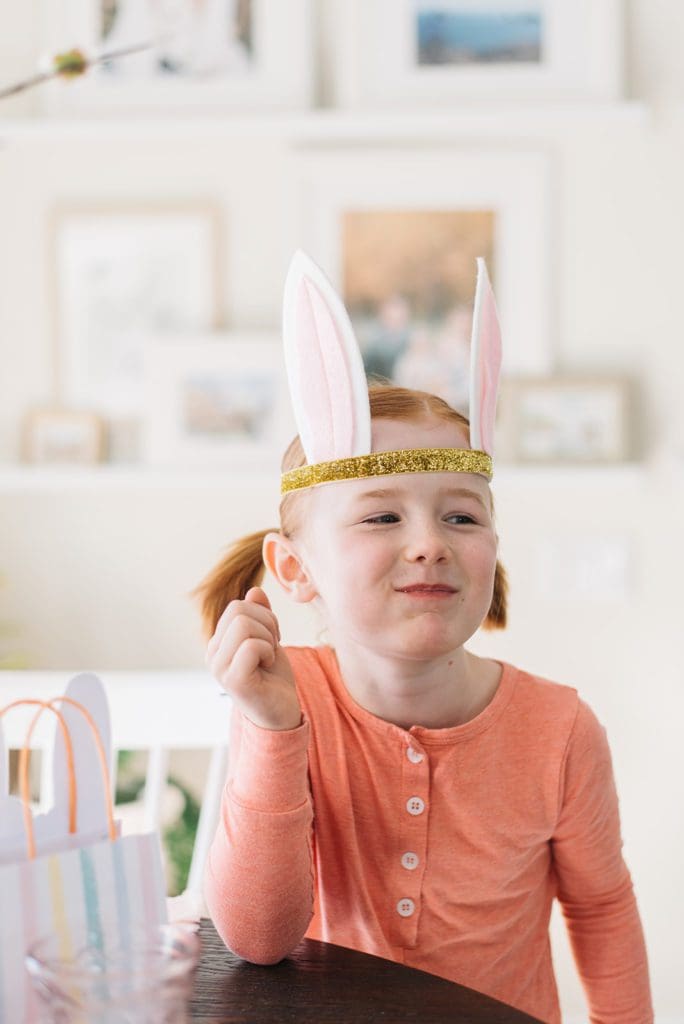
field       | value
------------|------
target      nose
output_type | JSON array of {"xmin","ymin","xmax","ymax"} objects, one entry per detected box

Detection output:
[{"xmin": 403, "ymin": 521, "xmax": 450, "ymax": 564}]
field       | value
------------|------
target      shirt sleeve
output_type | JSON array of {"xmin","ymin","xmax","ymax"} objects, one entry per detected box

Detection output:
[
  {"xmin": 203, "ymin": 704, "xmax": 315, "ymax": 964},
  {"xmin": 551, "ymin": 698, "xmax": 654, "ymax": 1024}
]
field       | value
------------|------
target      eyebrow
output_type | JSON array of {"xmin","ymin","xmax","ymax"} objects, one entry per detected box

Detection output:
[{"xmin": 355, "ymin": 486, "xmax": 489, "ymax": 510}]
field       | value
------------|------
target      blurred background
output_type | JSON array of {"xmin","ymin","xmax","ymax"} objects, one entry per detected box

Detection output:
[{"xmin": 0, "ymin": 1, "xmax": 682, "ymax": 1019}]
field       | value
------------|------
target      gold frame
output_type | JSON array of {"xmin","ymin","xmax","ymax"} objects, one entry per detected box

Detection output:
[
  {"xmin": 22, "ymin": 407, "xmax": 106, "ymax": 465},
  {"xmin": 496, "ymin": 376, "xmax": 633, "ymax": 465}
]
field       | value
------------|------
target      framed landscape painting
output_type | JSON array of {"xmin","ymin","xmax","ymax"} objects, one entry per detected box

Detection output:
[
  {"xmin": 141, "ymin": 334, "xmax": 292, "ymax": 468},
  {"xmin": 337, "ymin": 0, "xmax": 622, "ymax": 105}
]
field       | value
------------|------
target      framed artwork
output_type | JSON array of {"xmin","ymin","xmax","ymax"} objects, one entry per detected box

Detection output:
[
  {"xmin": 41, "ymin": 0, "xmax": 313, "ymax": 113},
  {"xmin": 495, "ymin": 376, "xmax": 633, "ymax": 464},
  {"xmin": 22, "ymin": 408, "xmax": 105, "ymax": 465},
  {"xmin": 141, "ymin": 334, "xmax": 293, "ymax": 467},
  {"xmin": 290, "ymin": 148, "xmax": 551, "ymax": 418},
  {"xmin": 50, "ymin": 202, "xmax": 221, "ymax": 421},
  {"xmin": 336, "ymin": 0, "xmax": 622, "ymax": 105}
]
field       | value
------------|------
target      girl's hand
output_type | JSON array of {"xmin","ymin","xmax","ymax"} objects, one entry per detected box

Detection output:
[{"xmin": 206, "ymin": 586, "xmax": 302, "ymax": 731}]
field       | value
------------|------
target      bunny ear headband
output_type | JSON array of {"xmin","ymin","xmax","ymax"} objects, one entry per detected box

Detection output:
[{"xmin": 280, "ymin": 249, "xmax": 502, "ymax": 494}]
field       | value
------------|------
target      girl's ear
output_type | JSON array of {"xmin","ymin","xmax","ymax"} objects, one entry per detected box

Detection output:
[{"xmin": 262, "ymin": 531, "xmax": 318, "ymax": 604}]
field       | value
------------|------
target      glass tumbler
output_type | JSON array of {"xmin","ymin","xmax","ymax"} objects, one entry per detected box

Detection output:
[{"xmin": 25, "ymin": 921, "xmax": 201, "ymax": 1024}]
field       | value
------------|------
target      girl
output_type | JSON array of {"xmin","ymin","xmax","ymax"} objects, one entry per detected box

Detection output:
[{"xmin": 197, "ymin": 253, "xmax": 653, "ymax": 1024}]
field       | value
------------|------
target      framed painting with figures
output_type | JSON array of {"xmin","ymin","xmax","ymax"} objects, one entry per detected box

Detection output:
[
  {"xmin": 41, "ymin": 0, "xmax": 313, "ymax": 112},
  {"xmin": 50, "ymin": 202, "xmax": 221, "ymax": 425},
  {"xmin": 48, "ymin": 200, "xmax": 223, "ymax": 462},
  {"xmin": 291, "ymin": 147, "xmax": 552, "ymax": 420},
  {"xmin": 342, "ymin": 208, "xmax": 495, "ymax": 417}
]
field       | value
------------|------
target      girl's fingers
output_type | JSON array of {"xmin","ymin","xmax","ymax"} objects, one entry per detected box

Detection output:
[
  {"xmin": 246, "ymin": 587, "xmax": 281, "ymax": 642},
  {"xmin": 209, "ymin": 616, "xmax": 276, "ymax": 675},
  {"xmin": 229, "ymin": 636, "xmax": 277, "ymax": 688},
  {"xmin": 210, "ymin": 595, "xmax": 280, "ymax": 650},
  {"xmin": 245, "ymin": 586, "xmax": 271, "ymax": 610}
]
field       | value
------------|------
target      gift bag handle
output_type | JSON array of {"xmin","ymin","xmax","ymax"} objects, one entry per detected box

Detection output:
[
  {"xmin": 0, "ymin": 697, "xmax": 116, "ymax": 859},
  {"xmin": 0, "ymin": 699, "xmax": 77, "ymax": 851}
]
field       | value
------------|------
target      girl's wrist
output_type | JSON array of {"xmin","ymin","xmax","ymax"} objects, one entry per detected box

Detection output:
[{"xmin": 240, "ymin": 701, "xmax": 302, "ymax": 732}]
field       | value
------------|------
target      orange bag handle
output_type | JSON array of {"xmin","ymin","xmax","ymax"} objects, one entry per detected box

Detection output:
[{"xmin": 0, "ymin": 696, "xmax": 116, "ymax": 859}]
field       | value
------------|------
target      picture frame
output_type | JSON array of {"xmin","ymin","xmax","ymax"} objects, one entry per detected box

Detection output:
[
  {"xmin": 141, "ymin": 333, "xmax": 293, "ymax": 468},
  {"xmin": 495, "ymin": 376, "xmax": 633, "ymax": 464},
  {"xmin": 41, "ymin": 0, "xmax": 313, "ymax": 114},
  {"xmin": 22, "ymin": 408, "xmax": 106, "ymax": 465},
  {"xmin": 50, "ymin": 202, "xmax": 222, "ymax": 422},
  {"xmin": 336, "ymin": 0, "xmax": 623, "ymax": 106},
  {"xmin": 290, "ymin": 147, "xmax": 552, "ymax": 417}
]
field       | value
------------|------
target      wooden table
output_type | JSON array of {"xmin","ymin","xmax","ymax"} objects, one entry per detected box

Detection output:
[{"xmin": 189, "ymin": 919, "xmax": 545, "ymax": 1023}]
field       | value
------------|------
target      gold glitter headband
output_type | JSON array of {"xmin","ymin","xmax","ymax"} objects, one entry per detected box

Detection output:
[{"xmin": 280, "ymin": 447, "xmax": 493, "ymax": 494}]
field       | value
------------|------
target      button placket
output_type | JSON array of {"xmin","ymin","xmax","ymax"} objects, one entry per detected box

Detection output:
[{"xmin": 394, "ymin": 739, "xmax": 430, "ymax": 947}]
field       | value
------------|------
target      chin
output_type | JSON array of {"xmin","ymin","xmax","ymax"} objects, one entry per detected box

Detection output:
[{"xmin": 391, "ymin": 629, "xmax": 467, "ymax": 662}]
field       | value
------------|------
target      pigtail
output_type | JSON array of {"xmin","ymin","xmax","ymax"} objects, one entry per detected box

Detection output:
[
  {"xmin": 483, "ymin": 559, "xmax": 508, "ymax": 631},
  {"xmin": 192, "ymin": 529, "xmax": 273, "ymax": 639}
]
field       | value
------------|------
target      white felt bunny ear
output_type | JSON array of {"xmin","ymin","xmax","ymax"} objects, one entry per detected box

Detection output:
[
  {"xmin": 283, "ymin": 250, "xmax": 371, "ymax": 464},
  {"xmin": 469, "ymin": 258, "xmax": 502, "ymax": 457}
]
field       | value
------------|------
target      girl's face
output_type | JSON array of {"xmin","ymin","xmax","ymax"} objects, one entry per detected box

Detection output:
[{"xmin": 295, "ymin": 417, "xmax": 498, "ymax": 662}]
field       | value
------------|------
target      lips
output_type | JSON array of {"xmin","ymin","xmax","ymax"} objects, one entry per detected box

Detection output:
[{"xmin": 397, "ymin": 584, "xmax": 458, "ymax": 594}]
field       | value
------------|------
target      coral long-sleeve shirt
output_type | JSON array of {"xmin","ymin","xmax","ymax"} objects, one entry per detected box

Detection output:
[{"xmin": 204, "ymin": 646, "xmax": 653, "ymax": 1024}]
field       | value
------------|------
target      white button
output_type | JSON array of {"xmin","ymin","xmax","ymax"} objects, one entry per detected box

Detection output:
[
  {"xmin": 406, "ymin": 747, "xmax": 424, "ymax": 764},
  {"xmin": 406, "ymin": 796, "xmax": 425, "ymax": 816},
  {"xmin": 401, "ymin": 852, "xmax": 419, "ymax": 870},
  {"xmin": 396, "ymin": 898, "xmax": 415, "ymax": 918}
]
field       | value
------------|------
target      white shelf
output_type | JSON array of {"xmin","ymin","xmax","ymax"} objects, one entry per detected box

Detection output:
[
  {"xmin": 0, "ymin": 462, "xmax": 647, "ymax": 493},
  {"xmin": 0, "ymin": 464, "xmax": 279, "ymax": 491},
  {"xmin": 0, "ymin": 102, "xmax": 649, "ymax": 145}
]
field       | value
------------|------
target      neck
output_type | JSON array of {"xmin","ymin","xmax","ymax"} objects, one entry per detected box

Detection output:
[{"xmin": 329, "ymin": 640, "xmax": 498, "ymax": 730}]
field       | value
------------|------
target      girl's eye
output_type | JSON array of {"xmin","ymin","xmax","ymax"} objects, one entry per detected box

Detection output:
[{"xmin": 362, "ymin": 513, "xmax": 477, "ymax": 526}]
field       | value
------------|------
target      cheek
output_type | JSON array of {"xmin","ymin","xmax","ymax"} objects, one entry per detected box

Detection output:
[
  {"xmin": 339, "ymin": 549, "xmax": 390, "ymax": 609},
  {"xmin": 465, "ymin": 533, "xmax": 498, "ymax": 583},
  {"xmin": 309, "ymin": 542, "xmax": 380, "ymax": 607},
  {"xmin": 341, "ymin": 531, "xmax": 393, "ymax": 569},
  {"xmin": 326, "ymin": 541, "xmax": 393, "ymax": 615}
]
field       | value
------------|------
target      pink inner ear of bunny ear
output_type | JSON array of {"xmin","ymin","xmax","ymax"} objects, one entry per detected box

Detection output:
[
  {"xmin": 469, "ymin": 259, "xmax": 502, "ymax": 457},
  {"xmin": 283, "ymin": 250, "xmax": 371, "ymax": 464}
]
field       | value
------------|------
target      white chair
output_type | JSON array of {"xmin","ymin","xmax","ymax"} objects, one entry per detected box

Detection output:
[{"xmin": 0, "ymin": 670, "xmax": 230, "ymax": 913}]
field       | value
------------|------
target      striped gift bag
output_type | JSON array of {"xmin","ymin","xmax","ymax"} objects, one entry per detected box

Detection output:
[{"xmin": 0, "ymin": 675, "xmax": 167, "ymax": 1023}]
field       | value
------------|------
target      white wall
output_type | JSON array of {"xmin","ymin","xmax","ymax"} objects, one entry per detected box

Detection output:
[{"xmin": 1, "ymin": 2, "xmax": 683, "ymax": 1019}]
